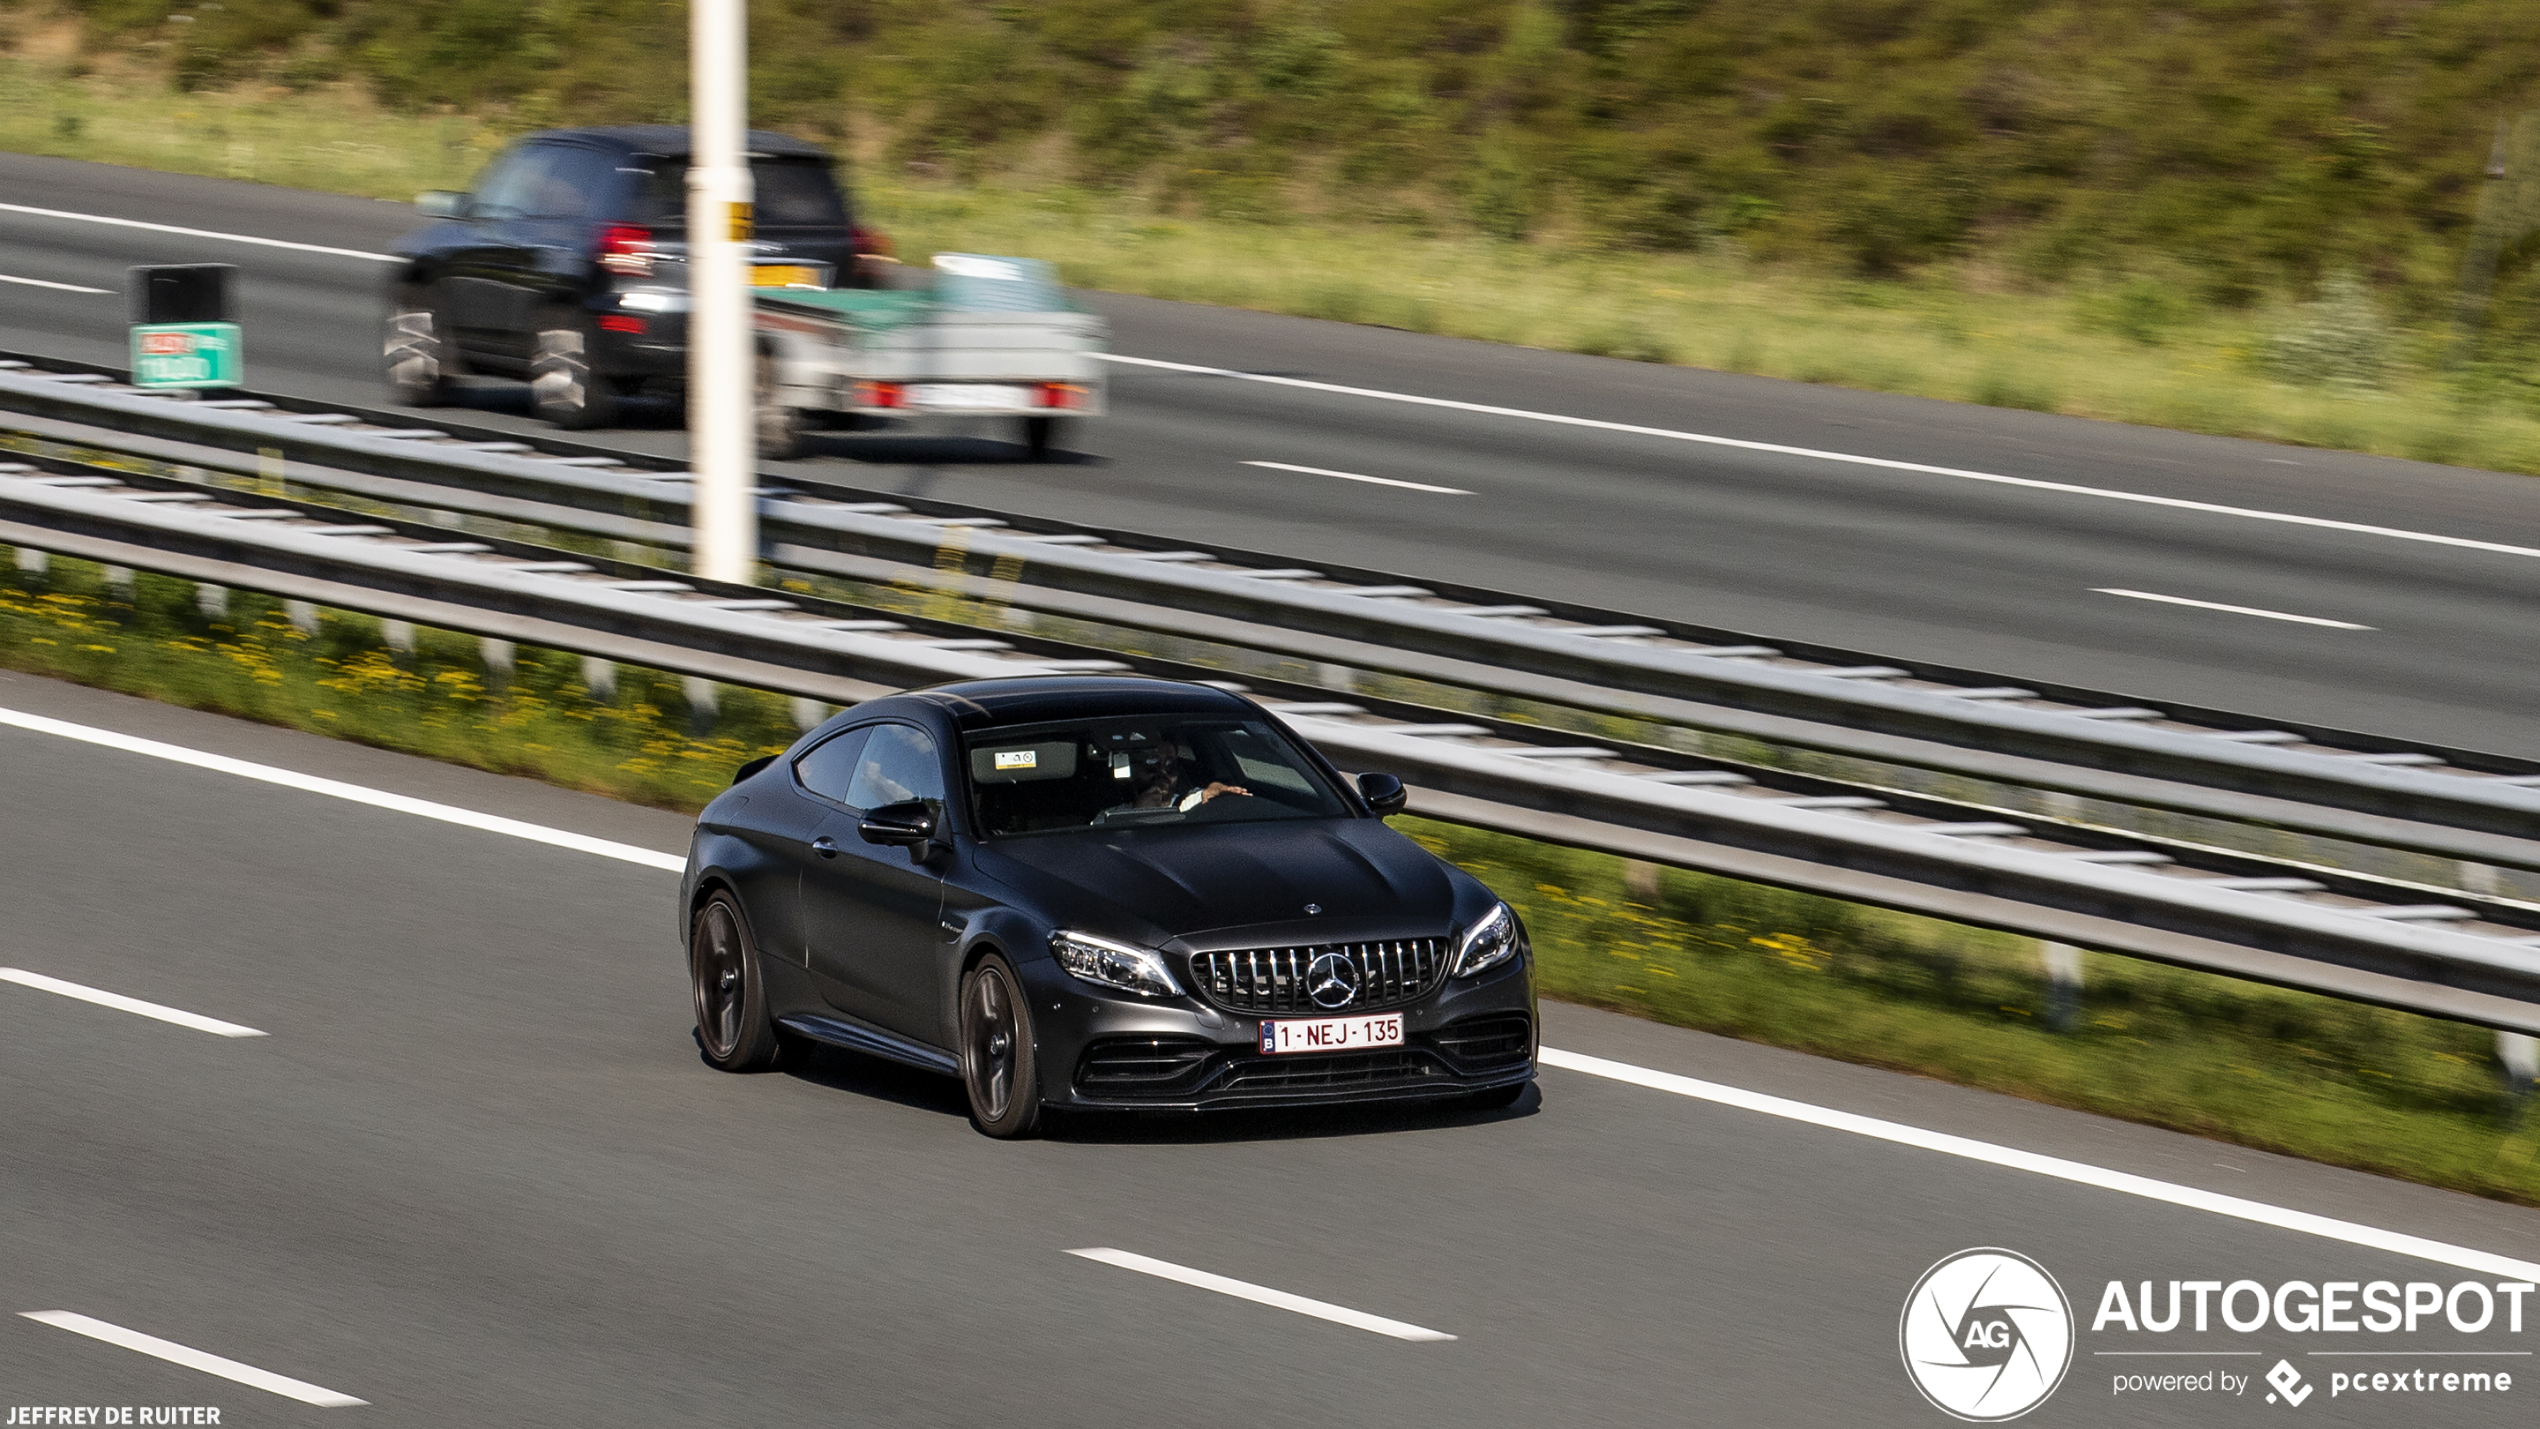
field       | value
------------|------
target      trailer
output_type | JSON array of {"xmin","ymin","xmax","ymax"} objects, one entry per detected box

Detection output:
[{"xmin": 752, "ymin": 253, "xmax": 1108, "ymax": 461}]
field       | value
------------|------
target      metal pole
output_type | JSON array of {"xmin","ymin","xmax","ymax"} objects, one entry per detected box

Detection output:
[{"xmin": 687, "ymin": 0, "xmax": 756, "ymax": 583}]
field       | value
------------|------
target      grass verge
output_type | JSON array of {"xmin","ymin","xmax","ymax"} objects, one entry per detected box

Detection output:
[
  {"xmin": 4, "ymin": 55, "xmax": 2540, "ymax": 476},
  {"xmin": 4, "ymin": 546, "xmax": 2536, "ymax": 1204}
]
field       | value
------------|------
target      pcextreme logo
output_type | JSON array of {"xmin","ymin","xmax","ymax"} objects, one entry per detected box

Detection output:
[{"xmin": 1900, "ymin": 1248, "xmax": 2077, "ymax": 1421}]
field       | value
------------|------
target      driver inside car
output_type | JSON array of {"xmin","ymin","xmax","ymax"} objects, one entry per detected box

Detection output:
[{"xmin": 1112, "ymin": 734, "xmax": 1248, "ymax": 813}]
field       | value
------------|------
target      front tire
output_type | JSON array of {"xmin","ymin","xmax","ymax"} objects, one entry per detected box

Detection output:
[
  {"xmin": 531, "ymin": 313, "xmax": 617, "ymax": 430},
  {"xmin": 690, "ymin": 891, "xmax": 784, "ymax": 1072},
  {"xmin": 959, "ymin": 953, "xmax": 1042, "ymax": 1138},
  {"xmin": 382, "ymin": 289, "xmax": 462, "ymax": 406}
]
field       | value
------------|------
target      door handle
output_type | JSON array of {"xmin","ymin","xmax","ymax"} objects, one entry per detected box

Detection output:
[{"xmin": 812, "ymin": 835, "xmax": 839, "ymax": 858}]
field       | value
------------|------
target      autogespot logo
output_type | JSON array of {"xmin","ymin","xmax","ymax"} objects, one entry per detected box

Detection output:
[{"xmin": 1901, "ymin": 1248, "xmax": 2077, "ymax": 1421}]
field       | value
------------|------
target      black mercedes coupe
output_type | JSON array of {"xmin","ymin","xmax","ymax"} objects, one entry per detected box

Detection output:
[{"xmin": 678, "ymin": 675, "xmax": 1537, "ymax": 1136}]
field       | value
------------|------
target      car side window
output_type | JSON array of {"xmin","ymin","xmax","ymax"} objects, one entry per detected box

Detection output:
[
  {"xmin": 845, "ymin": 724, "xmax": 943, "ymax": 810},
  {"xmin": 523, "ymin": 145, "xmax": 616, "ymax": 220},
  {"xmin": 792, "ymin": 726, "xmax": 872, "ymax": 805},
  {"xmin": 469, "ymin": 144, "xmax": 564, "ymax": 222}
]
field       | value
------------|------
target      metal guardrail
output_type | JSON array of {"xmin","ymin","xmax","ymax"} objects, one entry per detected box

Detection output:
[
  {"xmin": 5, "ymin": 459, "xmax": 2539, "ymax": 1034},
  {"xmin": 5, "ymin": 358, "xmax": 2538, "ymax": 869}
]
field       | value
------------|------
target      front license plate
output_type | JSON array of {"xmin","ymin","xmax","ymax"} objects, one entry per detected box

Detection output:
[
  {"xmin": 1261, "ymin": 1014, "xmax": 1404, "ymax": 1054},
  {"xmin": 907, "ymin": 383, "xmax": 1035, "ymax": 411},
  {"xmin": 750, "ymin": 264, "xmax": 823, "ymax": 288}
]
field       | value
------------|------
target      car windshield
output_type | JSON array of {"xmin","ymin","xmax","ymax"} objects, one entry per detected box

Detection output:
[{"xmin": 964, "ymin": 715, "xmax": 1349, "ymax": 837}]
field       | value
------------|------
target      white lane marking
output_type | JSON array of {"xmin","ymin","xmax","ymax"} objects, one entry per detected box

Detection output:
[
  {"xmin": 0, "ymin": 707, "xmax": 685, "ymax": 871},
  {"xmin": 21, "ymin": 1311, "xmax": 366, "ymax": 1406},
  {"xmin": 1102, "ymin": 353, "xmax": 2540, "ymax": 563},
  {"xmin": 0, "ymin": 273, "xmax": 110, "ymax": 294},
  {"xmin": 0, "ymin": 202, "xmax": 400, "ymax": 264},
  {"xmin": 1539, "ymin": 1048, "xmax": 2540, "ymax": 1281},
  {"xmin": 1066, "ymin": 1248, "xmax": 1454, "ymax": 1341},
  {"xmin": 16, "ymin": 704, "xmax": 2540, "ymax": 1285},
  {"xmin": 0, "ymin": 968, "xmax": 265, "ymax": 1037},
  {"xmin": 2092, "ymin": 588, "xmax": 2373, "ymax": 630},
  {"xmin": 1242, "ymin": 459, "xmax": 1471, "ymax": 496}
]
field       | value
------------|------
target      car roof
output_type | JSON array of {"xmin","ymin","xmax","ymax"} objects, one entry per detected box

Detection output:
[
  {"xmin": 520, "ymin": 125, "xmax": 835, "ymax": 162},
  {"xmin": 905, "ymin": 676, "xmax": 1257, "ymax": 729}
]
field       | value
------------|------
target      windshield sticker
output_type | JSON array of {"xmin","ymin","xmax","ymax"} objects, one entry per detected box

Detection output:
[{"xmin": 994, "ymin": 750, "xmax": 1037, "ymax": 770}]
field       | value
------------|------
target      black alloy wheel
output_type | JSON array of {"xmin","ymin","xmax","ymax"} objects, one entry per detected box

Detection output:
[
  {"xmin": 959, "ymin": 952, "xmax": 1042, "ymax": 1138},
  {"xmin": 530, "ymin": 312, "xmax": 618, "ymax": 430},
  {"xmin": 690, "ymin": 891, "xmax": 783, "ymax": 1072},
  {"xmin": 382, "ymin": 289, "xmax": 463, "ymax": 406}
]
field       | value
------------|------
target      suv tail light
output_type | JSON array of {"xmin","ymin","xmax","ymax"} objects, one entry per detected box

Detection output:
[
  {"xmin": 851, "ymin": 224, "xmax": 892, "ymax": 258},
  {"xmin": 598, "ymin": 224, "xmax": 655, "ymax": 276},
  {"xmin": 855, "ymin": 380, "xmax": 906, "ymax": 409},
  {"xmin": 1037, "ymin": 383, "xmax": 1090, "ymax": 410}
]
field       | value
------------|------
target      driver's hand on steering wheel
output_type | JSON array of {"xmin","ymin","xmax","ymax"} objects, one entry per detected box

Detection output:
[{"xmin": 1175, "ymin": 781, "xmax": 1251, "ymax": 812}]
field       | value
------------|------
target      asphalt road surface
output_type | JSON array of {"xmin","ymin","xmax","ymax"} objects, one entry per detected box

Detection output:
[
  {"xmin": 4, "ymin": 668, "xmax": 2540, "ymax": 1427},
  {"xmin": 2, "ymin": 151, "xmax": 2538, "ymax": 765}
]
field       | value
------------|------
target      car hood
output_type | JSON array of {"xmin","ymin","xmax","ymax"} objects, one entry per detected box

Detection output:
[{"xmin": 974, "ymin": 818, "xmax": 1458, "ymax": 946}]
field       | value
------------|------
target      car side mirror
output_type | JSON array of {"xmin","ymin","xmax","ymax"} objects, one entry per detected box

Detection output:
[
  {"xmin": 858, "ymin": 799, "xmax": 936, "ymax": 847},
  {"xmin": 1358, "ymin": 772, "xmax": 1408, "ymax": 817},
  {"xmin": 732, "ymin": 754, "xmax": 777, "ymax": 786},
  {"xmin": 416, "ymin": 190, "xmax": 467, "ymax": 219}
]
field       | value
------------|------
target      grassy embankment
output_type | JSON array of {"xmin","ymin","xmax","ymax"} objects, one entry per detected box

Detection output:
[
  {"xmin": 11, "ymin": 0, "xmax": 2540, "ymax": 472},
  {"xmin": 4, "ymin": 547, "xmax": 2534, "ymax": 1204}
]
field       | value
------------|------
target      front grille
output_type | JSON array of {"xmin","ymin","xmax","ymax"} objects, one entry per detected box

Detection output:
[
  {"xmin": 1217, "ymin": 1048, "xmax": 1448, "ymax": 1093},
  {"xmin": 1189, "ymin": 938, "xmax": 1450, "ymax": 1014},
  {"xmin": 1076, "ymin": 1037, "xmax": 1214, "ymax": 1094},
  {"xmin": 1433, "ymin": 1012, "xmax": 1533, "ymax": 1069}
]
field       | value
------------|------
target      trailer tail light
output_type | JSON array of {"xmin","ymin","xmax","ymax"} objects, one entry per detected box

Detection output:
[
  {"xmin": 597, "ymin": 225, "xmax": 655, "ymax": 276},
  {"xmin": 856, "ymin": 380, "xmax": 907, "ymax": 409},
  {"xmin": 1037, "ymin": 383, "xmax": 1090, "ymax": 410},
  {"xmin": 851, "ymin": 224, "xmax": 893, "ymax": 258},
  {"xmin": 598, "ymin": 315, "xmax": 646, "ymax": 334}
]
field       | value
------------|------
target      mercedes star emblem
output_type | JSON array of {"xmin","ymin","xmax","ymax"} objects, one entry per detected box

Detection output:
[{"xmin": 1305, "ymin": 951, "xmax": 1360, "ymax": 1009}]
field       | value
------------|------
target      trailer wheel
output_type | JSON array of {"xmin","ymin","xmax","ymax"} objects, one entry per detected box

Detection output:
[
  {"xmin": 754, "ymin": 350, "xmax": 808, "ymax": 461},
  {"xmin": 1021, "ymin": 415, "xmax": 1056, "ymax": 462}
]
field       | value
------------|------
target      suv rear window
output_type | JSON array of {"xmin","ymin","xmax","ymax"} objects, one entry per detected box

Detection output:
[{"xmin": 629, "ymin": 158, "xmax": 848, "ymax": 228}]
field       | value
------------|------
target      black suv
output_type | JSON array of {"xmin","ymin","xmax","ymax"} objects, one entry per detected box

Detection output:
[{"xmin": 381, "ymin": 125, "xmax": 880, "ymax": 430}]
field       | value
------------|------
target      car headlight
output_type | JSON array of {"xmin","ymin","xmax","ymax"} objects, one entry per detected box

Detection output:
[
  {"xmin": 1453, "ymin": 901, "xmax": 1521, "ymax": 977},
  {"xmin": 1050, "ymin": 930, "xmax": 1183, "ymax": 998}
]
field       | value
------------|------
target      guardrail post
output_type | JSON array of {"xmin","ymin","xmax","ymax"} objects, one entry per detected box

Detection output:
[
  {"xmin": 194, "ymin": 581, "xmax": 226, "ymax": 619},
  {"xmin": 682, "ymin": 675, "xmax": 720, "ymax": 735},
  {"xmin": 581, "ymin": 656, "xmax": 616, "ymax": 701},
  {"xmin": 2040, "ymin": 941, "xmax": 2083, "ymax": 1031},
  {"xmin": 789, "ymin": 696, "xmax": 826, "ymax": 730},
  {"xmin": 2501, "ymin": 1032, "xmax": 2538, "ymax": 1103},
  {"xmin": 381, "ymin": 619, "xmax": 414, "ymax": 655},
  {"xmin": 12, "ymin": 546, "xmax": 44, "ymax": 575}
]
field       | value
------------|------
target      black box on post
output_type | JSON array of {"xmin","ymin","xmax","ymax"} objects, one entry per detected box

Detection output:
[{"xmin": 127, "ymin": 264, "xmax": 238, "ymax": 325}]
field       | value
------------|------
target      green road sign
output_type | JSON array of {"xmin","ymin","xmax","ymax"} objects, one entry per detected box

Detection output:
[{"xmin": 130, "ymin": 322, "xmax": 242, "ymax": 389}]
